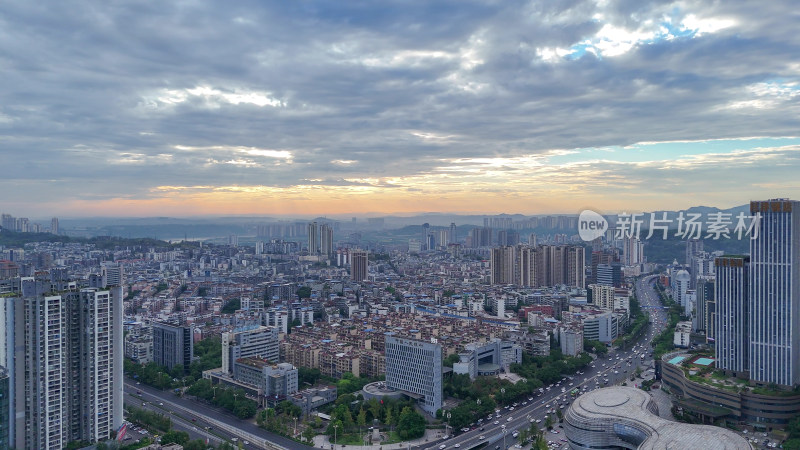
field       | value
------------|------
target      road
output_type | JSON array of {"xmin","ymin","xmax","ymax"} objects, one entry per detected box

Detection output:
[
  {"xmin": 125, "ymin": 275, "xmax": 669, "ymax": 450},
  {"xmin": 123, "ymin": 388, "xmax": 225, "ymax": 446},
  {"xmin": 425, "ymin": 275, "xmax": 668, "ymax": 450},
  {"xmin": 124, "ymin": 379, "xmax": 309, "ymax": 450}
]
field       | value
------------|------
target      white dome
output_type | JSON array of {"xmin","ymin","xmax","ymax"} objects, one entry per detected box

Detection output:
[{"xmin": 675, "ymin": 270, "xmax": 691, "ymax": 281}]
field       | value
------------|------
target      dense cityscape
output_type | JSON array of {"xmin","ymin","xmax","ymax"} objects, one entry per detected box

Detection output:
[
  {"xmin": 3, "ymin": 0, "xmax": 798, "ymax": 449},
  {"xmin": 0, "ymin": 199, "xmax": 798, "ymax": 450}
]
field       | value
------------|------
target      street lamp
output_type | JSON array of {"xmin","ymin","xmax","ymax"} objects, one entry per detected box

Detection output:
[
  {"xmin": 333, "ymin": 423, "xmax": 339, "ymax": 450},
  {"xmin": 446, "ymin": 412, "xmax": 451, "ymax": 438},
  {"xmin": 502, "ymin": 428, "xmax": 507, "ymax": 450}
]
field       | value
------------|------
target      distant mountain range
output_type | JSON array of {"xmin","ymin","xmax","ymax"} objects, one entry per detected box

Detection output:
[{"xmin": 47, "ymin": 204, "xmax": 754, "ymax": 240}]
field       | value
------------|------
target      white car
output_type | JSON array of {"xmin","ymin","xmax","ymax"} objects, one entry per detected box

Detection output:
[
  {"xmin": 479, "ymin": 436, "xmax": 485, "ymax": 440},
  {"xmin": 439, "ymin": 445, "xmax": 446, "ymax": 449},
  {"xmin": 507, "ymin": 417, "xmax": 513, "ymax": 422},
  {"xmin": 454, "ymin": 445, "xmax": 460, "ymax": 448}
]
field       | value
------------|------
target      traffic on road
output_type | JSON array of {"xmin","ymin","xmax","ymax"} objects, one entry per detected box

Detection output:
[{"xmin": 424, "ymin": 275, "xmax": 667, "ymax": 450}]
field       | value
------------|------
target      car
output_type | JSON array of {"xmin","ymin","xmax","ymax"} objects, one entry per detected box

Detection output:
[
  {"xmin": 243, "ymin": 442, "xmax": 250, "ymax": 446},
  {"xmin": 535, "ymin": 419, "xmax": 541, "ymax": 423},
  {"xmin": 439, "ymin": 445, "xmax": 447, "ymax": 449},
  {"xmin": 507, "ymin": 417, "xmax": 513, "ymax": 422},
  {"xmin": 494, "ymin": 421, "xmax": 500, "ymax": 425},
  {"xmin": 509, "ymin": 407, "xmax": 515, "ymax": 411},
  {"xmin": 158, "ymin": 402, "xmax": 163, "ymax": 406},
  {"xmin": 136, "ymin": 382, "xmax": 140, "ymax": 385},
  {"xmin": 479, "ymin": 436, "xmax": 485, "ymax": 440},
  {"xmin": 454, "ymin": 445, "xmax": 460, "ymax": 448},
  {"xmin": 545, "ymin": 404, "xmax": 550, "ymax": 408},
  {"xmin": 136, "ymin": 391, "xmax": 142, "ymax": 395},
  {"xmin": 480, "ymin": 427, "xmax": 485, "ymax": 431},
  {"xmin": 191, "ymin": 418, "xmax": 196, "ymax": 422}
]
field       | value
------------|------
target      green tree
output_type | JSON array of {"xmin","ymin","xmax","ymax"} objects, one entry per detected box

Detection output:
[
  {"xmin": 544, "ymin": 415, "xmax": 554, "ymax": 430},
  {"xmin": 184, "ymin": 440, "xmax": 208, "ymax": 450},
  {"xmin": 518, "ymin": 428, "xmax": 529, "ymax": 445},
  {"xmin": 532, "ymin": 429, "xmax": 548, "ymax": 450},
  {"xmin": 385, "ymin": 407, "xmax": 394, "ymax": 430},
  {"xmin": 357, "ymin": 408, "xmax": 367, "ymax": 428},
  {"xmin": 396, "ymin": 406, "xmax": 426, "ymax": 440},
  {"xmin": 783, "ymin": 439, "xmax": 800, "ymax": 450},
  {"xmin": 161, "ymin": 430, "xmax": 190, "ymax": 446},
  {"xmin": 297, "ymin": 286, "xmax": 312, "ymax": 298},
  {"xmin": 221, "ymin": 298, "xmax": 241, "ymax": 313},
  {"xmin": 303, "ymin": 427, "xmax": 317, "ymax": 443},
  {"xmin": 443, "ymin": 353, "xmax": 461, "ymax": 367}
]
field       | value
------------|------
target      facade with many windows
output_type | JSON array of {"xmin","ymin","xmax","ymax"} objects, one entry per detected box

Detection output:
[
  {"xmin": 0, "ymin": 277, "xmax": 123, "ymax": 449},
  {"xmin": 152, "ymin": 321, "xmax": 194, "ymax": 372},
  {"xmin": 749, "ymin": 199, "xmax": 800, "ymax": 387},
  {"xmin": 715, "ymin": 256, "xmax": 750, "ymax": 377},
  {"xmin": 222, "ymin": 325, "xmax": 279, "ymax": 374},
  {"xmin": 385, "ymin": 336, "xmax": 442, "ymax": 415}
]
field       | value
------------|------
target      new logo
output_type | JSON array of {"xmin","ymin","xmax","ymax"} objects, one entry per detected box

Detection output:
[{"xmin": 578, "ymin": 210, "xmax": 608, "ymax": 241}]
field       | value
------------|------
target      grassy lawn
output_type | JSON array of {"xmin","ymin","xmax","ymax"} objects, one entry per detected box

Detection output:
[
  {"xmin": 334, "ymin": 433, "xmax": 369, "ymax": 446},
  {"xmin": 383, "ymin": 431, "xmax": 405, "ymax": 444}
]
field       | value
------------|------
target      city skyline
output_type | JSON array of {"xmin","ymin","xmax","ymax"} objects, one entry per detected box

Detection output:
[{"xmin": 1, "ymin": 1, "xmax": 799, "ymax": 217}]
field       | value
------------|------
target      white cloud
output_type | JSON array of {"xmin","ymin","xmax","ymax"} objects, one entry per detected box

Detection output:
[
  {"xmin": 174, "ymin": 145, "xmax": 293, "ymax": 159},
  {"xmin": 680, "ymin": 14, "xmax": 736, "ymax": 36},
  {"xmin": 141, "ymin": 86, "xmax": 284, "ymax": 110}
]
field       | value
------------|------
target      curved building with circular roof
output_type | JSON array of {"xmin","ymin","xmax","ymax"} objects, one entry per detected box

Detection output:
[{"xmin": 564, "ymin": 386, "xmax": 751, "ymax": 449}]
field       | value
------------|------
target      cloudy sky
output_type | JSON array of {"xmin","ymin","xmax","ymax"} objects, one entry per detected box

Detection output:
[{"xmin": 1, "ymin": 0, "xmax": 799, "ymax": 218}]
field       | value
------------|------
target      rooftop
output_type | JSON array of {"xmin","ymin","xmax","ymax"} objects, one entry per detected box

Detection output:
[{"xmin": 566, "ymin": 386, "xmax": 750, "ymax": 450}]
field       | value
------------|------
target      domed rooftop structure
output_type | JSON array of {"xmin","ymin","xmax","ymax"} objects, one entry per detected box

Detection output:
[{"xmin": 564, "ymin": 386, "xmax": 751, "ymax": 450}]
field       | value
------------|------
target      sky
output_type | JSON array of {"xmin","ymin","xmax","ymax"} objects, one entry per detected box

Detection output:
[{"xmin": 1, "ymin": 0, "xmax": 799, "ymax": 218}]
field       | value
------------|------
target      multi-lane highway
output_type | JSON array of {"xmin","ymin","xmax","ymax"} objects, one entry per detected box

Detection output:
[
  {"xmin": 125, "ymin": 275, "xmax": 669, "ymax": 450},
  {"xmin": 425, "ymin": 275, "xmax": 668, "ymax": 450},
  {"xmin": 123, "ymin": 385, "xmax": 231, "ymax": 445},
  {"xmin": 124, "ymin": 379, "xmax": 309, "ymax": 450}
]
